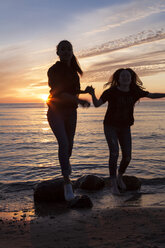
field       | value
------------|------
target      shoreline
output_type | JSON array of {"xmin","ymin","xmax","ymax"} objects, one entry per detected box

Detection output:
[
  {"xmin": 0, "ymin": 206, "xmax": 165, "ymax": 248},
  {"xmin": 1, "ymin": 176, "xmax": 165, "ymax": 215}
]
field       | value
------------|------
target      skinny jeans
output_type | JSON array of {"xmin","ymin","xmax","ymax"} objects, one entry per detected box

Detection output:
[
  {"xmin": 104, "ymin": 125, "xmax": 132, "ymax": 178},
  {"xmin": 47, "ymin": 107, "xmax": 77, "ymax": 177}
]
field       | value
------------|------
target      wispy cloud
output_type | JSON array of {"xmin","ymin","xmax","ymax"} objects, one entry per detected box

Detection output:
[
  {"xmin": 78, "ymin": 29, "xmax": 165, "ymax": 58},
  {"xmin": 27, "ymin": 81, "xmax": 48, "ymax": 89},
  {"xmin": 0, "ymin": 42, "xmax": 48, "ymax": 102},
  {"xmin": 83, "ymin": 0, "xmax": 165, "ymax": 36},
  {"xmin": 79, "ymin": 28, "xmax": 165, "ymax": 84},
  {"xmin": 82, "ymin": 49, "xmax": 165, "ymax": 83}
]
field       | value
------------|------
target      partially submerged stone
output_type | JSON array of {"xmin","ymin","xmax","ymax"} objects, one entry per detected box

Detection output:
[
  {"xmin": 34, "ymin": 178, "xmax": 65, "ymax": 202},
  {"xmin": 68, "ymin": 195, "xmax": 93, "ymax": 208},
  {"xmin": 75, "ymin": 175, "xmax": 105, "ymax": 190},
  {"xmin": 123, "ymin": 175, "xmax": 141, "ymax": 191}
]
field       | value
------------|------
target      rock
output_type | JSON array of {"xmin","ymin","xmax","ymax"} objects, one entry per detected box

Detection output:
[
  {"xmin": 123, "ymin": 175, "xmax": 141, "ymax": 191},
  {"xmin": 34, "ymin": 178, "xmax": 66, "ymax": 202},
  {"xmin": 75, "ymin": 175, "xmax": 105, "ymax": 190},
  {"xmin": 68, "ymin": 195, "xmax": 93, "ymax": 208}
]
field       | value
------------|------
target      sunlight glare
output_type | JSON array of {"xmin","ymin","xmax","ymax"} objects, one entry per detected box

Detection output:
[{"xmin": 41, "ymin": 94, "xmax": 49, "ymax": 102}]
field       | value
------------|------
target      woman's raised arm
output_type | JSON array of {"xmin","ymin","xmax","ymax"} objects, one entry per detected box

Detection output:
[
  {"xmin": 146, "ymin": 93, "xmax": 165, "ymax": 99},
  {"xmin": 86, "ymin": 86, "xmax": 103, "ymax": 107}
]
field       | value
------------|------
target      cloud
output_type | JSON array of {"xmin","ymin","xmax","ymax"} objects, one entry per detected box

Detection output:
[
  {"xmin": 69, "ymin": 0, "xmax": 165, "ymax": 42},
  {"xmin": 79, "ymin": 30, "xmax": 165, "ymax": 84},
  {"xmin": 78, "ymin": 28, "xmax": 165, "ymax": 59},
  {"xmin": 0, "ymin": 41, "xmax": 48, "ymax": 87},
  {"xmin": 0, "ymin": 43, "xmax": 43, "ymax": 102},
  {"xmin": 83, "ymin": 0, "xmax": 165, "ymax": 36},
  {"xmin": 82, "ymin": 51, "xmax": 165, "ymax": 83},
  {"xmin": 88, "ymin": 48, "xmax": 165, "ymax": 70}
]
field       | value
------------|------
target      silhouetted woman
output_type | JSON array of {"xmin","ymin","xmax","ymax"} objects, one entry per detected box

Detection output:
[
  {"xmin": 47, "ymin": 40, "xmax": 90, "ymax": 201},
  {"xmin": 87, "ymin": 68, "xmax": 165, "ymax": 195}
]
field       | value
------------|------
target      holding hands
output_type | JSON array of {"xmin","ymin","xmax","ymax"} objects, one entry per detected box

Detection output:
[
  {"xmin": 85, "ymin": 85, "xmax": 103, "ymax": 107},
  {"xmin": 80, "ymin": 85, "xmax": 102, "ymax": 108},
  {"xmin": 77, "ymin": 85, "xmax": 96, "ymax": 108},
  {"xmin": 84, "ymin": 86, "xmax": 95, "ymax": 95}
]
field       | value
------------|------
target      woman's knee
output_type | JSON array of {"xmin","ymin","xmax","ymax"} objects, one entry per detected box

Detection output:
[
  {"xmin": 122, "ymin": 156, "xmax": 131, "ymax": 163},
  {"xmin": 58, "ymin": 140, "xmax": 69, "ymax": 154},
  {"xmin": 110, "ymin": 151, "xmax": 119, "ymax": 160}
]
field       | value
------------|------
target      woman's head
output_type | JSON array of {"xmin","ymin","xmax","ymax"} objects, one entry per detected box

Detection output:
[
  {"xmin": 119, "ymin": 69, "xmax": 132, "ymax": 87},
  {"xmin": 56, "ymin": 40, "xmax": 83, "ymax": 76},
  {"xmin": 57, "ymin": 40, "xmax": 73, "ymax": 63},
  {"xmin": 105, "ymin": 68, "xmax": 143, "ymax": 90}
]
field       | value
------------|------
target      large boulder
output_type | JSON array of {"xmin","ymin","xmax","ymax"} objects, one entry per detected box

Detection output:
[
  {"xmin": 33, "ymin": 178, "xmax": 66, "ymax": 202},
  {"xmin": 75, "ymin": 175, "xmax": 105, "ymax": 190},
  {"xmin": 122, "ymin": 175, "xmax": 141, "ymax": 191},
  {"xmin": 68, "ymin": 195, "xmax": 93, "ymax": 209}
]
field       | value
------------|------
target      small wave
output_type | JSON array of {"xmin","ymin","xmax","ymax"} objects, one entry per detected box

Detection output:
[
  {"xmin": 139, "ymin": 133, "xmax": 165, "ymax": 140},
  {"xmin": 15, "ymin": 146, "xmax": 40, "ymax": 150},
  {"xmin": 1, "ymin": 181, "xmax": 38, "ymax": 193},
  {"xmin": 1, "ymin": 176, "xmax": 165, "ymax": 194},
  {"xmin": 0, "ymin": 103, "xmax": 46, "ymax": 109},
  {"xmin": 140, "ymin": 177, "xmax": 165, "ymax": 185}
]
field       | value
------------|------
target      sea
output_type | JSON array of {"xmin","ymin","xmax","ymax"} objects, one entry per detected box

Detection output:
[{"xmin": 0, "ymin": 101, "xmax": 165, "ymax": 217}]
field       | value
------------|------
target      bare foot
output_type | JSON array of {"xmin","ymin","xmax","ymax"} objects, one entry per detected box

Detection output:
[
  {"xmin": 117, "ymin": 174, "xmax": 126, "ymax": 190},
  {"xmin": 111, "ymin": 178, "xmax": 121, "ymax": 195},
  {"xmin": 64, "ymin": 183, "xmax": 75, "ymax": 201}
]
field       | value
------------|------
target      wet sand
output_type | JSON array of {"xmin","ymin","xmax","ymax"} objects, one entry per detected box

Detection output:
[{"xmin": 0, "ymin": 207, "xmax": 165, "ymax": 248}]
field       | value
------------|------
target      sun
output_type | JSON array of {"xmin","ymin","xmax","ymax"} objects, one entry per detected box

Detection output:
[{"xmin": 40, "ymin": 94, "xmax": 49, "ymax": 102}]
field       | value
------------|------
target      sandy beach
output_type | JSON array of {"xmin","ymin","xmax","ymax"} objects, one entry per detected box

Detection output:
[{"xmin": 0, "ymin": 207, "xmax": 165, "ymax": 248}]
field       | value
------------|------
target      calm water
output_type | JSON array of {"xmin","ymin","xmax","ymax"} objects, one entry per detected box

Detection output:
[{"xmin": 0, "ymin": 101, "xmax": 165, "ymax": 212}]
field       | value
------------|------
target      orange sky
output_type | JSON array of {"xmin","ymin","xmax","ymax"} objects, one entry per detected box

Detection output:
[{"xmin": 0, "ymin": 0, "xmax": 165, "ymax": 103}]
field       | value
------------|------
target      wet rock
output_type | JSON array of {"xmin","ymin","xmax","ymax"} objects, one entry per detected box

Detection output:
[
  {"xmin": 123, "ymin": 175, "xmax": 141, "ymax": 191},
  {"xmin": 75, "ymin": 175, "xmax": 105, "ymax": 190},
  {"xmin": 33, "ymin": 178, "xmax": 66, "ymax": 202},
  {"xmin": 68, "ymin": 195, "xmax": 93, "ymax": 208}
]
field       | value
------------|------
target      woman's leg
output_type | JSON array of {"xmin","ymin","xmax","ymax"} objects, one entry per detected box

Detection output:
[
  {"xmin": 47, "ymin": 109, "xmax": 75, "ymax": 201},
  {"xmin": 63, "ymin": 109, "xmax": 77, "ymax": 201},
  {"xmin": 117, "ymin": 127, "xmax": 132, "ymax": 190},
  {"xmin": 104, "ymin": 125, "xmax": 120, "ymax": 195},
  {"xmin": 118, "ymin": 127, "xmax": 132, "ymax": 175},
  {"xmin": 47, "ymin": 109, "xmax": 71, "ymax": 177},
  {"xmin": 65, "ymin": 109, "xmax": 77, "ymax": 159},
  {"xmin": 104, "ymin": 125, "xmax": 119, "ymax": 178}
]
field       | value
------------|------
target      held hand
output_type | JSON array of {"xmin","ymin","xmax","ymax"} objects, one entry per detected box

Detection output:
[
  {"xmin": 83, "ymin": 87, "xmax": 89, "ymax": 93},
  {"xmin": 85, "ymin": 86, "xmax": 95, "ymax": 95},
  {"xmin": 79, "ymin": 99, "xmax": 90, "ymax": 108}
]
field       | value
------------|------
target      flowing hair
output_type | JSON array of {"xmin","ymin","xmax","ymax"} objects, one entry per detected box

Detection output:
[
  {"xmin": 57, "ymin": 40, "xmax": 83, "ymax": 76},
  {"xmin": 104, "ymin": 68, "xmax": 145, "ymax": 92}
]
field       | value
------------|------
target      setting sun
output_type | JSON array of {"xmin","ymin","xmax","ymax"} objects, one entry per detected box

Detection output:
[{"xmin": 40, "ymin": 94, "xmax": 49, "ymax": 102}]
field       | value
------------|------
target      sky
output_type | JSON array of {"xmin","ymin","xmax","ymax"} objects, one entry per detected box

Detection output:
[{"xmin": 0, "ymin": 0, "xmax": 165, "ymax": 103}]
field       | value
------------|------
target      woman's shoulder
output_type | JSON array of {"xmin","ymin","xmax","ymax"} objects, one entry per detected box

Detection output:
[
  {"xmin": 101, "ymin": 87, "xmax": 116, "ymax": 98},
  {"xmin": 104, "ymin": 86, "xmax": 116, "ymax": 94},
  {"xmin": 133, "ymin": 86, "xmax": 149, "ymax": 96},
  {"xmin": 48, "ymin": 61, "xmax": 63, "ymax": 74}
]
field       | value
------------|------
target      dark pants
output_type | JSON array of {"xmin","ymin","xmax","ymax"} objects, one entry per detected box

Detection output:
[
  {"xmin": 47, "ymin": 108, "xmax": 77, "ymax": 177},
  {"xmin": 104, "ymin": 125, "xmax": 132, "ymax": 178}
]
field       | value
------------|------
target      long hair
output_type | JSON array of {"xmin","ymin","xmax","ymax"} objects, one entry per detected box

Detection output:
[
  {"xmin": 104, "ymin": 68, "xmax": 144, "ymax": 92},
  {"xmin": 57, "ymin": 40, "xmax": 83, "ymax": 76}
]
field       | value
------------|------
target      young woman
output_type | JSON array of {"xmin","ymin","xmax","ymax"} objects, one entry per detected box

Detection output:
[
  {"xmin": 47, "ymin": 40, "xmax": 90, "ymax": 201},
  {"xmin": 86, "ymin": 68, "xmax": 165, "ymax": 195}
]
